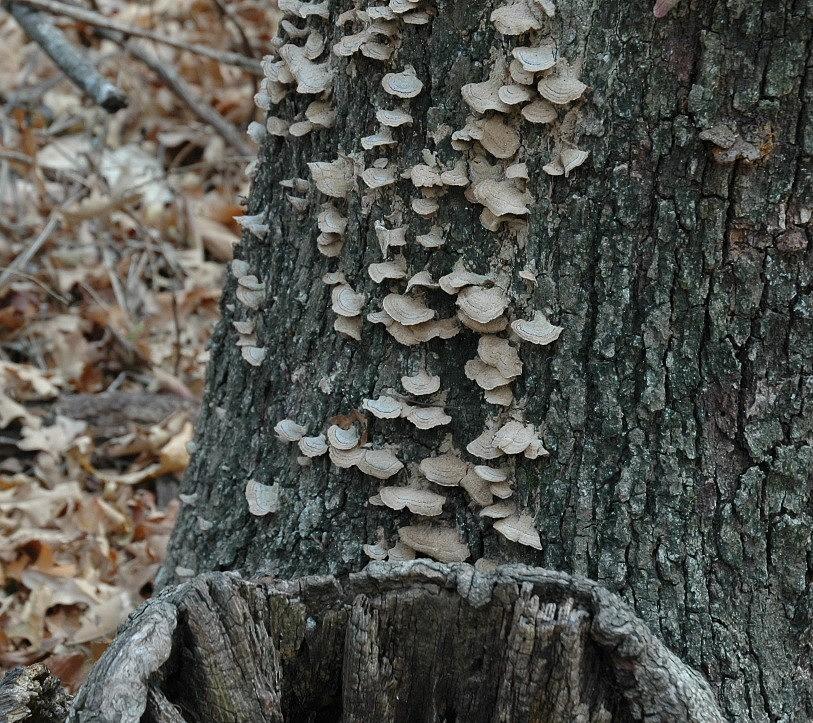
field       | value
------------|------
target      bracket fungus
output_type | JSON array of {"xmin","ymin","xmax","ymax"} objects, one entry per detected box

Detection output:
[
  {"xmin": 363, "ymin": 395, "xmax": 405, "ymax": 419},
  {"xmin": 480, "ymin": 116, "xmax": 521, "ymax": 159},
  {"xmin": 381, "ymin": 66, "xmax": 424, "ymax": 98},
  {"xmin": 493, "ymin": 512, "xmax": 543, "ymax": 549},
  {"xmin": 377, "ymin": 486, "xmax": 445, "ymax": 516},
  {"xmin": 275, "ymin": 418, "xmax": 307, "ymax": 442},
  {"xmin": 471, "ymin": 180, "xmax": 531, "ymax": 217},
  {"xmin": 537, "ymin": 63, "xmax": 587, "ymax": 105},
  {"xmin": 521, "ymin": 99, "xmax": 557, "ymax": 124},
  {"xmin": 369, "ymin": 258, "xmax": 407, "ymax": 284},
  {"xmin": 245, "ymin": 480, "xmax": 281, "ymax": 516},
  {"xmin": 419, "ymin": 452, "xmax": 469, "ymax": 486},
  {"xmin": 298, "ymin": 434, "xmax": 328, "ymax": 457},
  {"xmin": 375, "ymin": 223, "xmax": 408, "ymax": 255},
  {"xmin": 478, "ymin": 336, "xmax": 523, "ymax": 378},
  {"xmin": 383, "ymin": 293, "xmax": 435, "ymax": 325},
  {"xmin": 401, "ymin": 370, "xmax": 441, "ymax": 396},
  {"xmin": 405, "ymin": 406, "xmax": 452, "ymax": 430},
  {"xmin": 357, "ymin": 448, "xmax": 405, "ymax": 479},
  {"xmin": 465, "ymin": 358, "xmax": 514, "ymax": 391},
  {"xmin": 490, "ymin": 0, "xmax": 548, "ymax": 35},
  {"xmin": 543, "ymin": 146, "xmax": 590, "ymax": 177},
  {"xmin": 278, "ymin": 44, "xmax": 334, "ymax": 94},
  {"xmin": 397, "ymin": 525, "xmax": 470, "ymax": 562},
  {"xmin": 308, "ymin": 157, "xmax": 354, "ymax": 198},
  {"xmin": 512, "ymin": 42, "xmax": 557, "ymax": 73},
  {"xmin": 457, "ymin": 286, "xmax": 509, "ymax": 324},
  {"xmin": 331, "ymin": 285, "xmax": 366, "ymax": 317},
  {"xmin": 326, "ymin": 423, "xmax": 360, "ymax": 450},
  {"xmin": 376, "ymin": 108, "xmax": 413, "ymax": 127},
  {"xmin": 241, "ymin": 346, "xmax": 268, "ymax": 366},
  {"xmin": 511, "ymin": 312, "xmax": 563, "ymax": 345},
  {"xmin": 480, "ymin": 500, "xmax": 518, "ymax": 519},
  {"xmin": 462, "ymin": 63, "xmax": 510, "ymax": 114},
  {"xmin": 361, "ymin": 166, "xmax": 397, "ymax": 189},
  {"xmin": 467, "ymin": 427, "xmax": 503, "ymax": 460}
]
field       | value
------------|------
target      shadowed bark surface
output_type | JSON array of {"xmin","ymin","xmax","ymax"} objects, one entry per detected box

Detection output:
[
  {"xmin": 68, "ymin": 564, "xmax": 724, "ymax": 722},
  {"xmin": 158, "ymin": 1, "xmax": 812, "ymax": 721}
]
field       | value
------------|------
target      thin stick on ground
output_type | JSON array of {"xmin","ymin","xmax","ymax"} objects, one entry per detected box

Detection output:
[
  {"xmin": 106, "ymin": 33, "xmax": 254, "ymax": 157},
  {"xmin": 10, "ymin": 0, "xmax": 263, "ymax": 74},
  {"xmin": 0, "ymin": 212, "xmax": 60, "ymax": 292},
  {"xmin": 4, "ymin": 1, "xmax": 127, "ymax": 112}
]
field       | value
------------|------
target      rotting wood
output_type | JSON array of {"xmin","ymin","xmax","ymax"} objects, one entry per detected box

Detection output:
[{"xmin": 66, "ymin": 563, "xmax": 723, "ymax": 722}]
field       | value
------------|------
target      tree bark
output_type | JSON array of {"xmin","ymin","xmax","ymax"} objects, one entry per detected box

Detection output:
[
  {"xmin": 158, "ymin": 1, "xmax": 811, "ymax": 721},
  {"xmin": 67, "ymin": 564, "xmax": 724, "ymax": 722}
]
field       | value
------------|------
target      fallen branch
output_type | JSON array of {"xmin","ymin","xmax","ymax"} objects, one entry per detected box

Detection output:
[
  {"xmin": 67, "ymin": 563, "xmax": 725, "ymax": 722},
  {"xmin": 11, "ymin": 0, "xmax": 263, "ymax": 74},
  {"xmin": 103, "ymin": 32, "xmax": 254, "ymax": 157},
  {"xmin": 3, "ymin": 1, "xmax": 127, "ymax": 112}
]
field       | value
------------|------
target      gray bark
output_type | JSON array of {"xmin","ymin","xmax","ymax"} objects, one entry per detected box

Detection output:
[
  {"xmin": 158, "ymin": 1, "xmax": 812, "ymax": 721},
  {"xmin": 68, "ymin": 564, "xmax": 724, "ymax": 722},
  {"xmin": 0, "ymin": 664, "xmax": 71, "ymax": 723}
]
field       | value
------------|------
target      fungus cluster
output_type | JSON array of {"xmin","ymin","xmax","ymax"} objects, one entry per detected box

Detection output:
[{"xmin": 246, "ymin": 0, "xmax": 580, "ymax": 565}]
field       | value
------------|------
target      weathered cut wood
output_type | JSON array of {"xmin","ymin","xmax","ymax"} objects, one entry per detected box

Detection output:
[
  {"xmin": 68, "ymin": 563, "xmax": 723, "ymax": 722},
  {"xmin": 0, "ymin": 663, "xmax": 71, "ymax": 723}
]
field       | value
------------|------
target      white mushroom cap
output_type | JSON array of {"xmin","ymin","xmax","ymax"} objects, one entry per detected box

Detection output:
[
  {"xmin": 334, "ymin": 315, "xmax": 362, "ymax": 341},
  {"xmin": 485, "ymin": 385, "xmax": 514, "ymax": 407},
  {"xmin": 232, "ymin": 320, "xmax": 255, "ymax": 335},
  {"xmin": 288, "ymin": 120, "xmax": 314, "ymax": 137},
  {"xmin": 411, "ymin": 317, "xmax": 461, "ymax": 342},
  {"xmin": 381, "ymin": 66, "xmax": 424, "ymax": 98},
  {"xmin": 512, "ymin": 42, "xmax": 557, "ymax": 73},
  {"xmin": 457, "ymin": 286, "xmax": 509, "ymax": 324},
  {"xmin": 245, "ymin": 480, "xmax": 281, "ymax": 516},
  {"xmin": 474, "ymin": 465, "xmax": 509, "ymax": 483},
  {"xmin": 242, "ymin": 346, "xmax": 268, "ymax": 366},
  {"xmin": 506, "ymin": 162, "xmax": 530, "ymax": 180},
  {"xmin": 389, "ymin": 0, "xmax": 420, "ymax": 13},
  {"xmin": 234, "ymin": 214, "xmax": 270, "ymax": 236},
  {"xmin": 329, "ymin": 445, "xmax": 365, "ymax": 468},
  {"xmin": 462, "ymin": 64, "xmax": 510, "ymax": 114},
  {"xmin": 493, "ymin": 420, "xmax": 535, "ymax": 454},
  {"xmin": 406, "ymin": 270, "xmax": 438, "ymax": 291},
  {"xmin": 387, "ymin": 541, "xmax": 416, "ymax": 561},
  {"xmin": 332, "ymin": 285, "xmax": 366, "ymax": 317},
  {"xmin": 305, "ymin": 100, "xmax": 336, "ymax": 127},
  {"xmin": 376, "ymin": 108, "xmax": 413, "ymax": 127},
  {"xmin": 357, "ymin": 448, "xmax": 404, "ymax": 479},
  {"xmin": 415, "ymin": 228, "xmax": 446, "ymax": 248},
  {"xmin": 465, "ymin": 358, "xmax": 513, "ymax": 391},
  {"xmin": 278, "ymin": 44, "xmax": 334, "ymax": 94},
  {"xmin": 397, "ymin": 525, "xmax": 469, "ymax": 562},
  {"xmin": 461, "ymin": 469, "xmax": 494, "ymax": 506},
  {"xmin": 419, "ymin": 452, "xmax": 468, "ymax": 486},
  {"xmin": 466, "ymin": 427, "xmax": 503, "ymax": 460},
  {"xmin": 479, "ymin": 116, "xmax": 520, "ymax": 160},
  {"xmin": 401, "ymin": 370, "xmax": 441, "ymax": 396},
  {"xmin": 231, "ymin": 259, "xmax": 250, "ymax": 278},
  {"xmin": 247, "ymin": 121, "xmax": 266, "ymax": 144},
  {"xmin": 493, "ymin": 513, "xmax": 542, "ymax": 549},
  {"xmin": 509, "ymin": 59, "xmax": 535, "ymax": 86},
  {"xmin": 308, "ymin": 157, "xmax": 354, "ymax": 198},
  {"xmin": 375, "ymin": 223, "xmax": 407, "ymax": 255},
  {"xmin": 361, "ymin": 166, "xmax": 397, "ymax": 189},
  {"xmin": 510, "ymin": 311, "xmax": 563, "ymax": 345},
  {"xmin": 439, "ymin": 159, "xmax": 470, "ymax": 187},
  {"xmin": 275, "ymin": 418, "xmax": 307, "ymax": 442},
  {"xmin": 368, "ymin": 258, "xmax": 407, "ymax": 283},
  {"xmin": 266, "ymin": 116, "xmax": 289, "ymax": 136},
  {"xmin": 408, "ymin": 164, "xmax": 443, "ymax": 188},
  {"xmin": 411, "ymin": 197, "xmax": 439, "ymax": 216},
  {"xmin": 405, "ymin": 406, "xmax": 451, "ymax": 429},
  {"xmin": 457, "ymin": 311, "xmax": 509, "ymax": 334},
  {"xmin": 332, "ymin": 28, "xmax": 373, "ymax": 57},
  {"xmin": 378, "ymin": 486, "xmax": 445, "ymax": 516},
  {"xmin": 537, "ymin": 72, "xmax": 587, "ymax": 105},
  {"xmin": 298, "ymin": 434, "xmax": 328, "ymax": 457},
  {"xmin": 490, "ymin": 482, "xmax": 514, "ymax": 499},
  {"xmin": 439, "ymin": 268, "xmax": 490, "ymax": 295},
  {"xmin": 490, "ymin": 1, "xmax": 544, "ymax": 35},
  {"xmin": 478, "ymin": 336, "xmax": 523, "ymax": 378},
  {"xmin": 479, "ymin": 500, "xmax": 517, "ymax": 519},
  {"xmin": 497, "ymin": 84, "xmax": 533, "ymax": 105},
  {"xmin": 327, "ymin": 424, "xmax": 360, "ymax": 450},
  {"xmin": 560, "ymin": 147, "xmax": 590, "ymax": 176},
  {"xmin": 382, "ymin": 293, "xmax": 435, "ymax": 325},
  {"xmin": 361, "ymin": 41, "xmax": 394, "ymax": 62},
  {"xmin": 318, "ymin": 204, "xmax": 347, "ymax": 235},
  {"xmin": 361, "ymin": 127, "xmax": 396, "ymax": 150},
  {"xmin": 362, "ymin": 395, "xmax": 404, "ymax": 419},
  {"xmin": 471, "ymin": 180, "xmax": 531, "ymax": 216}
]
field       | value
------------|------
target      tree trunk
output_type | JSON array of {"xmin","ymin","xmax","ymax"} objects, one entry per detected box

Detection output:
[
  {"xmin": 68, "ymin": 565, "xmax": 724, "ymax": 722},
  {"xmin": 157, "ymin": 1, "xmax": 811, "ymax": 721}
]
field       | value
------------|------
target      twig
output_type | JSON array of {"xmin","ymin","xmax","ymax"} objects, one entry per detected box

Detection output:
[
  {"xmin": 0, "ymin": 148, "xmax": 34, "ymax": 164},
  {"xmin": 4, "ymin": 1, "xmax": 127, "ymax": 112},
  {"xmin": 11, "ymin": 0, "xmax": 263, "ymax": 74},
  {"xmin": 106, "ymin": 33, "xmax": 253, "ymax": 156},
  {"xmin": 0, "ymin": 212, "xmax": 60, "ymax": 292}
]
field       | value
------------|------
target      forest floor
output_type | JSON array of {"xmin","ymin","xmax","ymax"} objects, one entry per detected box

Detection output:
[{"xmin": 0, "ymin": 0, "xmax": 277, "ymax": 689}]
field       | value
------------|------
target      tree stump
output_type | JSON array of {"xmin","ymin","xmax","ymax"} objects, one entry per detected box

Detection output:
[{"xmin": 66, "ymin": 563, "xmax": 723, "ymax": 722}]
